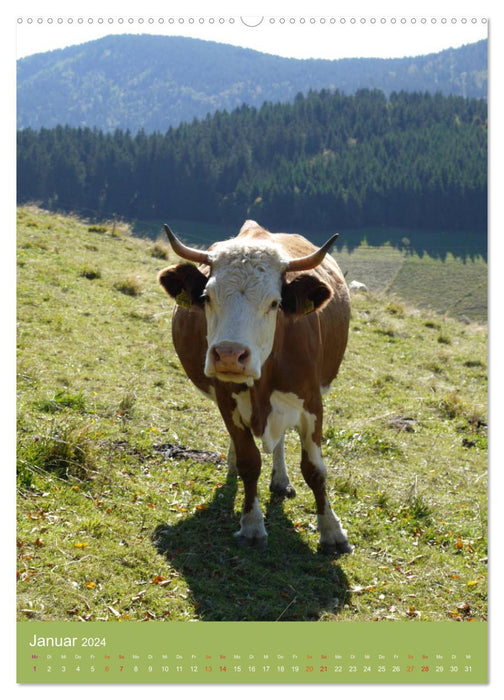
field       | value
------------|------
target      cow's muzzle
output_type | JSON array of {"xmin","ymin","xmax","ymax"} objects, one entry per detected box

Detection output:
[{"xmin": 207, "ymin": 341, "xmax": 257, "ymax": 383}]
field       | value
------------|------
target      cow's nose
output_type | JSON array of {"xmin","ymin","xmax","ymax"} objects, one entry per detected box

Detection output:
[{"xmin": 212, "ymin": 342, "xmax": 251, "ymax": 374}]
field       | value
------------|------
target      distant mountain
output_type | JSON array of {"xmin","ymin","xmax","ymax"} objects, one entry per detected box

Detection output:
[{"xmin": 17, "ymin": 34, "xmax": 487, "ymax": 134}]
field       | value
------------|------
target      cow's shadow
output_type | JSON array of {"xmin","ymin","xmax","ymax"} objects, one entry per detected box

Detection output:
[{"xmin": 152, "ymin": 474, "xmax": 350, "ymax": 621}]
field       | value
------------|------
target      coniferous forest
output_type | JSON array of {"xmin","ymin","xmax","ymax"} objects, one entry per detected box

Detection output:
[{"xmin": 17, "ymin": 88, "xmax": 487, "ymax": 233}]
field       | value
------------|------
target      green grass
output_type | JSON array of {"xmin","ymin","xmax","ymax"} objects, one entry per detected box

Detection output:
[
  {"xmin": 336, "ymin": 245, "xmax": 487, "ymax": 322},
  {"xmin": 387, "ymin": 254, "xmax": 487, "ymax": 321},
  {"xmin": 17, "ymin": 206, "xmax": 487, "ymax": 623}
]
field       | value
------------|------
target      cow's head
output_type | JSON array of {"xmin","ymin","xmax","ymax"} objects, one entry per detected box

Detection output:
[{"xmin": 159, "ymin": 223, "xmax": 338, "ymax": 386}]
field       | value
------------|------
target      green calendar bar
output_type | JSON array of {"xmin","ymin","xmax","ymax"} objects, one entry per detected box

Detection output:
[{"xmin": 18, "ymin": 620, "xmax": 487, "ymax": 683}]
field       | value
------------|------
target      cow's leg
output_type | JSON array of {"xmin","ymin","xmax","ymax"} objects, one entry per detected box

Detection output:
[
  {"xmin": 227, "ymin": 439, "xmax": 238, "ymax": 476},
  {"xmin": 216, "ymin": 388, "xmax": 267, "ymax": 548},
  {"xmin": 269, "ymin": 434, "xmax": 296, "ymax": 498},
  {"xmin": 298, "ymin": 408, "xmax": 352, "ymax": 555},
  {"xmin": 233, "ymin": 431, "xmax": 267, "ymax": 549},
  {"xmin": 220, "ymin": 424, "xmax": 266, "ymax": 548}
]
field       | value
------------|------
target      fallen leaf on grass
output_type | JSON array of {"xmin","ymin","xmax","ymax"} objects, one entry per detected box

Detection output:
[
  {"xmin": 449, "ymin": 606, "xmax": 474, "ymax": 621},
  {"xmin": 27, "ymin": 510, "xmax": 45, "ymax": 521},
  {"xmin": 457, "ymin": 602, "xmax": 471, "ymax": 614},
  {"xmin": 18, "ymin": 569, "xmax": 36, "ymax": 582},
  {"xmin": 350, "ymin": 585, "xmax": 376, "ymax": 594}
]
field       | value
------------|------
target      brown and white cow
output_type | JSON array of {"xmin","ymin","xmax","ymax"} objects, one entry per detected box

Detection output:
[{"xmin": 158, "ymin": 220, "xmax": 352, "ymax": 555}]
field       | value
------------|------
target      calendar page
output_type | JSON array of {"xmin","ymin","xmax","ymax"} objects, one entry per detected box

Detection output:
[
  {"xmin": 15, "ymin": 4, "xmax": 489, "ymax": 687},
  {"xmin": 17, "ymin": 620, "xmax": 486, "ymax": 683}
]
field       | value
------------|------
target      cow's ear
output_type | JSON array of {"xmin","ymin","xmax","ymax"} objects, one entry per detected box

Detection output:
[
  {"xmin": 158, "ymin": 263, "xmax": 208, "ymax": 308},
  {"xmin": 281, "ymin": 274, "xmax": 332, "ymax": 316}
]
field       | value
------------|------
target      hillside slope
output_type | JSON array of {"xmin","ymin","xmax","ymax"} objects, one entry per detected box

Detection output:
[
  {"xmin": 17, "ymin": 207, "xmax": 487, "ymax": 623},
  {"xmin": 17, "ymin": 35, "xmax": 487, "ymax": 133}
]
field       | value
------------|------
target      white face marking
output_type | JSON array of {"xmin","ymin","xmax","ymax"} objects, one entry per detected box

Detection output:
[{"xmin": 203, "ymin": 241, "xmax": 285, "ymax": 383}]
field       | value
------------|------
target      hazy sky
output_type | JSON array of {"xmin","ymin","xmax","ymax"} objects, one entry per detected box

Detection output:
[{"xmin": 16, "ymin": 13, "xmax": 488, "ymax": 61}]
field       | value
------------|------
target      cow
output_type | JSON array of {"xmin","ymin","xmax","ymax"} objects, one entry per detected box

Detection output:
[{"xmin": 158, "ymin": 220, "xmax": 352, "ymax": 555}]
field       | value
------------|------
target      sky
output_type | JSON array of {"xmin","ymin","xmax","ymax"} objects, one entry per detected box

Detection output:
[
  {"xmin": 14, "ymin": 0, "xmax": 489, "ymax": 61},
  {"xmin": 15, "ymin": 14, "xmax": 488, "ymax": 62}
]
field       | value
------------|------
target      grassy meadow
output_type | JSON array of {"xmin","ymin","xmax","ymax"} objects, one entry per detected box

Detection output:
[{"xmin": 17, "ymin": 206, "xmax": 487, "ymax": 623}]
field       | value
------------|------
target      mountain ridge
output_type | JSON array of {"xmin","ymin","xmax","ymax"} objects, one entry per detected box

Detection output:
[{"xmin": 17, "ymin": 34, "xmax": 487, "ymax": 134}]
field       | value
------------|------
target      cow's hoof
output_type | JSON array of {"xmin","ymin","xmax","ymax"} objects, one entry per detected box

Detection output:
[
  {"xmin": 319, "ymin": 539, "xmax": 354, "ymax": 556},
  {"xmin": 269, "ymin": 483, "xmax": 297, "ymax": 499},
  {"xmin": 234, "ymin": 533, "xmax": 268, "ymax": 550}
]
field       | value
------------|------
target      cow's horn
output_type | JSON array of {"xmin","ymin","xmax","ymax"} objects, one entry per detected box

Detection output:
[
  {"xmin": 163, "ymin": 224, "xmax": 210, "ymax": 265},
  {"xmin": 286, "ymin": 234, "xmax": 339, "ymax": 272}
]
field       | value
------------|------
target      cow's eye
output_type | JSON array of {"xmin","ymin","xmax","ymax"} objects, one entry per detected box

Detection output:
[
  {"xmin": 270, "ymin": 300, "xmax": 279, "ymax": 310},
  {"xmin": 202, "ymin": 293, "xmax": 211, "ymax": 305}
]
